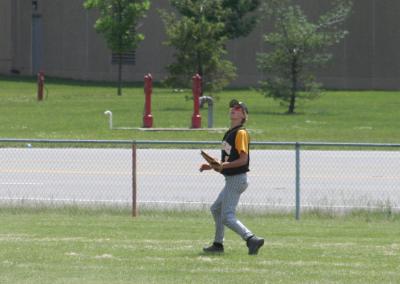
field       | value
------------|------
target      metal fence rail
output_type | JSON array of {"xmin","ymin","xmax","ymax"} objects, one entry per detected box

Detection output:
[{"xmin": 1, "ymin": 139, "xmax": 399, "ymax": 218}]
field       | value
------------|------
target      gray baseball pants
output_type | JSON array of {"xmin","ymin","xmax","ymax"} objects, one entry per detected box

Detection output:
[{"xmin": 211, "ymin": 173, "xmax": 253, "ymax": 243}]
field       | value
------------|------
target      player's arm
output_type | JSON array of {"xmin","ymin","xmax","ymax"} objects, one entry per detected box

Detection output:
[
  {"xmin": 221, "ymin": 151, "xmax": 248, "ymax": 169},
  {"xmin": 199, "ymin": 163, "xmax": 212, "ymax": 172}
]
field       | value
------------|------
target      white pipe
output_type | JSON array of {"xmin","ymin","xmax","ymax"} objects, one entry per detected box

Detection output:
[
  {"xmin": 199, "ymin": 96, "xmax": 214, "ymax": 128},
  {"xmin": 104, "ymin": 110, "xmax": 113, "ymax": 129}
]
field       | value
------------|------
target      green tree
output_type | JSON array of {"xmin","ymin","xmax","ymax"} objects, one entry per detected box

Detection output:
[
  {"xmin": 219, "ymin": 0, "xmax": 261, "ymax": 40},
  {"xmin": 167, "ymin": 0, "xmax": 260, "ymax": 40},
  {"xmin": 161, "ymin": 0, "xmax": 236, "ymax": 93},
  {"xmin": 84, "ymin": 0, "xmax": 150, "ymax": 96},
  {"xmin": 161, "ymin": 0, "xmax": 261, "ymax": 93},
  {"xmin": 257, "ymin": 0, "xmax": 352, "ymax": 114}
]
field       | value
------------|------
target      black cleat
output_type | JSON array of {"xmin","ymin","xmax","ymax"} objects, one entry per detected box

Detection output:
[
  {"xmin": 246, "ymin": 236, "xmax": 264, "ymax": 255},
  {"xmin": 203, "ymin": 242, "xmax": 224, "ymax": 253}
]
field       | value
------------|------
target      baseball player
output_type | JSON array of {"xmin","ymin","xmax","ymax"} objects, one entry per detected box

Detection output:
[{"xmin": 200, "ymin": 99, "xmax": 264, "ymax": 255}]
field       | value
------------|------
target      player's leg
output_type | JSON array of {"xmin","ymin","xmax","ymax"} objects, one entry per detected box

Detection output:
[
  {"xmin": 210, "ymin": 190, "xmax": 225, "ymax": 244},
  {"xmin": 221, "ymin": 174, "xmax": 253, "ymax": 241},
  {"xmin": 203, "ymin": 187, "xmax": 226, "ymax": 253},
  {"xmin": 221, "ymin": 174, "xmax": 264, "ymax": 255}
]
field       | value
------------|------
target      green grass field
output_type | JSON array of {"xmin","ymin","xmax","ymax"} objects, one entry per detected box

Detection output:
[
  {"xmin": 0, "ymin": 208, "xmax": 399, "ymax": 283},
  {"xmin": 1, "ymin": 76, "xmax": 400, "ymax": 283},
  {"xmin": 1, "ymin": 75, "xmax": 399, "ymax": 143}
]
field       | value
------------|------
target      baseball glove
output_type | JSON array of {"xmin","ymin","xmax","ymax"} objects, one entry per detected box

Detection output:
[{"xmin": 201, "ymin": 150, "xmax": 223, "ymax": 172}]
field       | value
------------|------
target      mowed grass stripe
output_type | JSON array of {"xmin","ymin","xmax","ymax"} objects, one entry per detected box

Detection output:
[{"xmin": 0, "ymin": 209, "xmax": 399, "ymax": 283}]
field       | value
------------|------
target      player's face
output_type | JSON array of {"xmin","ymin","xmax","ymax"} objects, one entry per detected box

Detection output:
[{"xmin": 230, "ymin": 105, "xmax": 245, "ymax": 120}]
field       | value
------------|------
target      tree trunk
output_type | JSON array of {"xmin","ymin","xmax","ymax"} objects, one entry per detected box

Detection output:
[
  {"xmin": 117, "ymin": 52, "xmax": 122, "ymax": 96},
  {"xmin": 288, "ymin": 56, "xmax": 298, "ymax": 114},
  {"xmin": 117, "ymin": 0, "xmax": 122, "ymax": 96},
  {"xmin": 197, "ymin": 51, "xmax": 204, "ymax": 96}
]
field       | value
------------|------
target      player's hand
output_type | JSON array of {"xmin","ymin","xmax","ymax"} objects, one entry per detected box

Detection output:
[{"xmin": 199, "ymin": 163, "xmax": 212, "ymax": 172}]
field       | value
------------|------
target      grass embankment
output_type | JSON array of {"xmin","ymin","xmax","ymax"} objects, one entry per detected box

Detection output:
[{"xmin": 1, "ymin": 75, "xmax": 399, "ymax": 143}]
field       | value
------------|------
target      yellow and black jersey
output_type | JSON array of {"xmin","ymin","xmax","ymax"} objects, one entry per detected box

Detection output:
[{"xmin": 221, "ymin": 125, "xmax": 250, "ymax": 176}]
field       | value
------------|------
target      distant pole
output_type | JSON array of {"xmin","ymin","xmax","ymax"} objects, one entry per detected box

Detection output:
[
  {"xmin": 191, "ymin": 74, "xmax": 202, "ymax": 128},
  {"xmin": 143, "ymin": 73, "xmax": 153, "ymax": 128},
  {"xmin": 104, "ymin": 110, "xmax": 113, "ymax": 129},
  {"xmin": 37, "ymin": 71, "xmax": 45, "ymax": 101}
]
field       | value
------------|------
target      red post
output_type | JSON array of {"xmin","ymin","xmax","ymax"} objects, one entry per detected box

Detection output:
[
  {"xmin": 143, "ymin": 73, "xmax": 153, "ymax": 128},
  {"xmin": 191, "ymin": 74, "xmax": 202, "ymax": 128},
  {"xmin": 37, "ymin": 71, "xmax": 45, "ymax": 101}
]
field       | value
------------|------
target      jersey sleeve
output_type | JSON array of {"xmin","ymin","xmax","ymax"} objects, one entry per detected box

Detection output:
[{"xmin": 235, "ymin": 129, "xmax": 249, "ymax": 154}]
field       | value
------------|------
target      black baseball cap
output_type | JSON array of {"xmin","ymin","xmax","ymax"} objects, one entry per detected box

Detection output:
[{"xmin": 229, "ymin": 99, "xmax": 249, "ymax": 114}]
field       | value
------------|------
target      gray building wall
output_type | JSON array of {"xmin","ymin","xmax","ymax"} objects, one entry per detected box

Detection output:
[
  {"xmin": 0, "ymin": 0, "xmax": 13, "ymax": 73},
  {"xmin": 1, "ymin": 0, "xmax": 400, "ymax": 89}
]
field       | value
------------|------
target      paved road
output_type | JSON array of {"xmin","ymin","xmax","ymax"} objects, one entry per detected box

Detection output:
[{"xmin": 1, "ymin": 148, "xmax": 399, "ymax": 210}]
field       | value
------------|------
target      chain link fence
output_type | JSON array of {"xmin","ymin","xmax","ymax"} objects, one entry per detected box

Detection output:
[{"xmin": 1, "ymin": 139, "xmax": 399, "ymax": 217}]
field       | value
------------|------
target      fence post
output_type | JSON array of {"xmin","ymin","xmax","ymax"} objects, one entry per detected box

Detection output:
[
  {"xmin": 132, "ymin": 142, "xmax": 138, "ymax": 217},
  {"xmin": 295, "ymin": 142, "xmax": 301, "ymax": 220}
]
